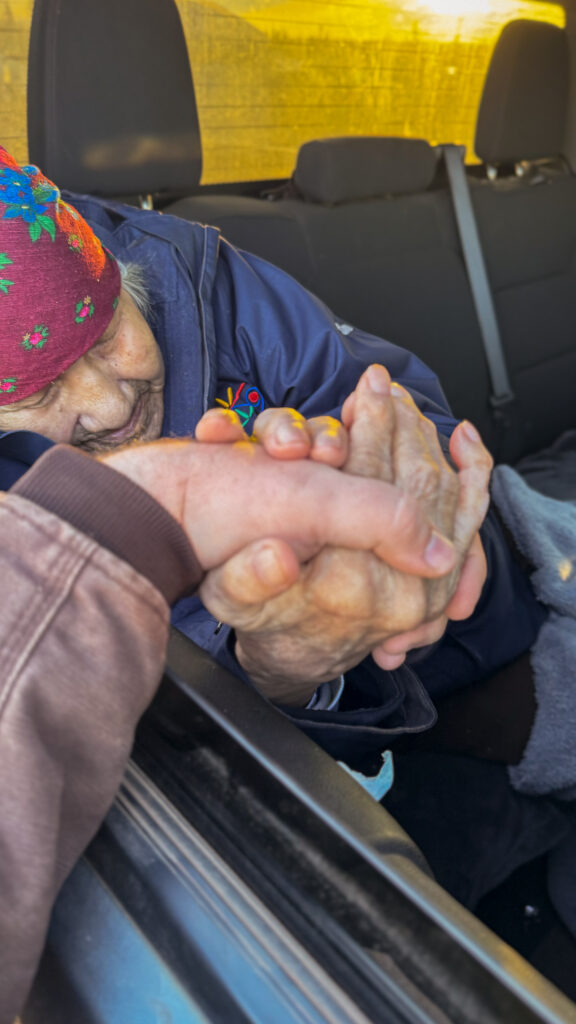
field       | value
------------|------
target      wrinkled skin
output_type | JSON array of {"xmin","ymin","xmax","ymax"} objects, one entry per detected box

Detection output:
[
  {"xmin": 197, "ymin": 365, "xmax": 492, "ymax": 705},
  {"xmin": 0, "ymin": 291, "xmax": 165, "ymax": 450}
]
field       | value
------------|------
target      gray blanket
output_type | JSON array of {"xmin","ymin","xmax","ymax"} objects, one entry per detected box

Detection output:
[{"xmin": 491, "ymin": 465, "xmax": 576, "ymax": 799}]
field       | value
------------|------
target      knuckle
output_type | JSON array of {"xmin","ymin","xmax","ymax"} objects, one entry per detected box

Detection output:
[
  {"xmin": 221, "ymin": 571, "xmax": 243, "ymax": 604},
  {"xmin": 440, "ymin": 466, "xmax": 459, "ymax": 500},
  {"xmin": 421, "ymin": 416, "xmax": 439, "ymax": 441},
  {"xmin": 483, "ymin": 449, "xmax": 495, "ymax": 474},
  {"xmin": 312, "ymin": 552, "xmax": 374, "ymax": 618},
  {"xmin": 472, "ymin": 439, "xmax": 494, "ymax": 474},
  {"xmin": 349, "ymin": 438, "xmax": 383, "ymax": 475},
  {"xmin": 390, "ymin": 489, "xmax": 423, "ymax": 544},
  {"xmin": 396, "ymin": 393, "xmax": 419, "ymax": 421},
  {"xmin": 387, "ymin": 586, "xmax": 428, "ymax": 633},
  {"xmin": 409, "ymin": 460, "xmax": 441, "ymax": 499},
  {"xmin": 425, "ymin": 569, "xmax": 458, "ymax": 619}
]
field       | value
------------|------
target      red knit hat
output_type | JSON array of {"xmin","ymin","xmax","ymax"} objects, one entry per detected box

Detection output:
[{"xmin": 0, "ymin": 146, "xmax": 120, "ymax": 405}]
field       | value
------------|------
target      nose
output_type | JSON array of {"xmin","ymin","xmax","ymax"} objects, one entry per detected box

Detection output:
[{"xmin": 65, "ymin": 356, "xmax": 134, "ymax": 435}]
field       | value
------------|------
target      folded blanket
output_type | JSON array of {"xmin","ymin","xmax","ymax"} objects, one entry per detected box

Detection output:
[{"xmin": 491, "ymin": 465, "xmax": 576, "ymax": 798}]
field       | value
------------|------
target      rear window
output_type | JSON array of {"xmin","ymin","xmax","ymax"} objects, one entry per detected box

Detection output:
[
  {"xmin": 175, "ymin": 0, "xmax": 565, "ymax": 183},
  {"xmin": 0, "ymin": 0, "xmax": 565, "ymax": 184},
  {"xmin": 0, "ymin": 0, "xmax": 32, "ymax": 165}
]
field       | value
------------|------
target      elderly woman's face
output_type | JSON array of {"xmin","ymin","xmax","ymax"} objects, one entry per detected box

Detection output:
[{"xmin": 0, "ymin": 290, "xmax": 165, "ymax": 452}]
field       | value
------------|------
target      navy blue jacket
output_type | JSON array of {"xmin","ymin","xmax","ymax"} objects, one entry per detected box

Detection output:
[{"xmin": 0, "ymin": 196, "xmax": 547, "ymax": 765}]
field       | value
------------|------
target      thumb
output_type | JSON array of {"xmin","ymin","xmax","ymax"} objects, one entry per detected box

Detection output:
[{"xmin": 199, "ymin": 538, "xmax": 300, "ymax": 624}]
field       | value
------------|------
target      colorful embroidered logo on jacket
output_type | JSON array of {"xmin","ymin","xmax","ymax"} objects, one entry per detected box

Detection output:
[{"xmin": 216, "ymin": 382, "xmax": 265, "ymax": 430}]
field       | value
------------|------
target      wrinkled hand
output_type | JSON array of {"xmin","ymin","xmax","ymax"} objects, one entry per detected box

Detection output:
[
  {"xmin": 103, "ymin": 426, "xmax": 458, "ymax": 576},
  {"xmin": 195, "ymin": 404, "xmax": 351, "ymax": 466},
  {"xmin": 198, "ymin": 366, "xmax": 492, "ymax": 704},
  {"xmin": 340, "ymin": 377, "xmax": 490, "ymax": 668},
  {"xmin": 208, "ymin": 377, "xmax": 490, "ymax": 665}
]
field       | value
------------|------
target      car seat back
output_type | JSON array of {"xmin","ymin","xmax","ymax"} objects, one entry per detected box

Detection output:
[
  {"xmin": 471, "ymin": 19, "xmax": 576, "ymax": 458},
  {"xmin": 283, "ymin": 137, "xmax": 497, "ymax": 443},
  {"xmin": 27, "ymin": 0, "xmax": 202, "ymax": 201}
]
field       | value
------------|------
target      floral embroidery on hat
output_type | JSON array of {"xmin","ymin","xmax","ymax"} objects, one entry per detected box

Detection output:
[
  {"xmin": 57, "ymin": 201, "xmax": 107, "ymax": 279},
  {"xmin": 22, "ymin": 325, "xmax": 49, "ymax": 351},
  {"xmin": 215, "ymin": 382, "xmax": 265, "ymax": 431},
  {"xmin": 0, "ymin": 165, "xmax": 58, "ymax": 200},
  {"xmin": 0, "ymin": 167, "xmax": 57, "ymax": 243},
  {"xmin": 0, "ymin": 253, "xmax": 13, "ymax": 295},
  {"xmin": 112, "ymin": 295, "xmax": 119, "ymax": 311},
  {"xmin": 0, "ymin": 147, "xmax": 121, "ymax": 406},
  {"xmin": 75, "ymin": 296, "xmax": 94, "ymax": 323},
  {"xmin": 68, "ymin": 233, "xmax": 83, "ymax": 253}
]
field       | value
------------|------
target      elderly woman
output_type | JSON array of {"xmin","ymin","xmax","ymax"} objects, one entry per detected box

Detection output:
[
  {"xmin": 0, "ymin": 145, "xmax": 543, "ymax": 755},
  {"xmin": 3, "ymin": 145, "xmax": 576, "ymax": 933}
]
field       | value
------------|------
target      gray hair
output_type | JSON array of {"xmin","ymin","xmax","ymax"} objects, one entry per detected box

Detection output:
[{"xmin": 118, "ymin": 261, "xmax": 151, "ymax": 319}]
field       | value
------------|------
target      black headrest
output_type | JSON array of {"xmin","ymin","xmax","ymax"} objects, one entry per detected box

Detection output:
[
  {"xmin": 293, "ymin": 137, "xmax": 437, "ymax": 204},
  {"xmin": 27, "ymin": 0, "xmax": 201, "ymax": 198},
  {"xmin": 475, "ymin": 20, "xmax": 569, "ymax": 165}
]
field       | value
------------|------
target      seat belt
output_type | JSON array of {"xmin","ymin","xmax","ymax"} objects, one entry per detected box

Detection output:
[{"xmin": 440, "ymin": 144, "xmax": 515, "ymax": 414}]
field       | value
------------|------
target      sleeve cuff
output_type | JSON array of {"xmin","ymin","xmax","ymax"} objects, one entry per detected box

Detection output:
[
  {"xmin": 10, "ymin": 445, "xmax": 204, "ymax": 605},
  {"xmin": 305, "ymin": 675, "xmax": 346, "ymax": 710}
]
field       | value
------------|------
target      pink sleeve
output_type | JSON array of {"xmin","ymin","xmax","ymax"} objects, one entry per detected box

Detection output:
[{"xmin": 0, "ymin": 494, "xmax": 169, "ymax": 1022}]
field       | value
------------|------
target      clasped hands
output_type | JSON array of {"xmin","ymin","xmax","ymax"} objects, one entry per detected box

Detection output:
[{"xmin": 195, "ymin": 364, "xmax": 492, "ymax": 705}]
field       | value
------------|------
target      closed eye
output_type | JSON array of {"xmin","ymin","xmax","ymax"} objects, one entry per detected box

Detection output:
[{"xmin": 3, "ymin": 382, "xmax": 57, "ymax": 412}]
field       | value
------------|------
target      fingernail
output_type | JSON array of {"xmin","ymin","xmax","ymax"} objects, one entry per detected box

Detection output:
[
  {"xmin": 461, "ymin": 420, "xmax": 480, "ymax": 443},
  {"xmin": 205, "ymin": 407, "xmax": 237, "ymax": 421},
  {"xmin": 390, "ymin": 382, "xmax": 407, "ymax": 399},
  {"xmin": 366, "ymin": 364, "xmax": 390, "ymax": 395},
  {"xmin": 277, "ymin": 420, "xmax": 307, "ymax": 445},
  {"xmin": 318, "ymin": 425, "xmax": 343, "ymax": 448},
  {"xmin": 424, "ymin": 531, "xmax": 455, "ymax": 571},
  {"xmin": 254, "ymin": 543, "xmax": 288, "ymax": 586}
]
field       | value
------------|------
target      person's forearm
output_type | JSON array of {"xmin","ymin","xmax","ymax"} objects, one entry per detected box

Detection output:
[
  {"xmin": 12, "ymin": 444, "xmax": 203, "ymax": 603},
  {"xmin": 100, "ymin": 437, "xmax": 458, "ymax": 577},
  {"xmin": 0, "ymin": 448, "xmax": 204, "ymax": 1023}
]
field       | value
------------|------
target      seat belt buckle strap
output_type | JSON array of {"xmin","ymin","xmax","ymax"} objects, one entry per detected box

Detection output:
[{"xmin": 490, "ymin": 391, "xmax": 515, "ymax": 409}]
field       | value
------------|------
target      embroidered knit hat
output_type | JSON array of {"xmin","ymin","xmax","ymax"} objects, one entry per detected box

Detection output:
[{"xmin": 0, "ymin": 146, "xmax": 120, "ymax": 406}]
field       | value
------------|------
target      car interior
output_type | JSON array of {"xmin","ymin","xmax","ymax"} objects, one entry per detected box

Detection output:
[
  {"xmin": 11, "ymin": 0, "xmax": 576, "ymax": 1018},
  {"xmin": 26, "ymin": 0, "xmax": 576, "ymax": 476}
]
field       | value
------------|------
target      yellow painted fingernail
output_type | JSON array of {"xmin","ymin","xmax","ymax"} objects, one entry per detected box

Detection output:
[{"xmin": 277, "ymin": 420, "xmax": 307, "ymax": 444}]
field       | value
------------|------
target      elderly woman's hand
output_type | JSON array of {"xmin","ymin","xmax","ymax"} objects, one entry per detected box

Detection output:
[
  {"xmin": 196, "ymin": 365, "xmax": 492, "ymax": 704},
  {"xmin": 195, "ymin": 404, "xmax": 351, "ymax": 466},
  {"xmin": 343, "ymin": 373, "xmax": 490, "ymax": 669}
]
